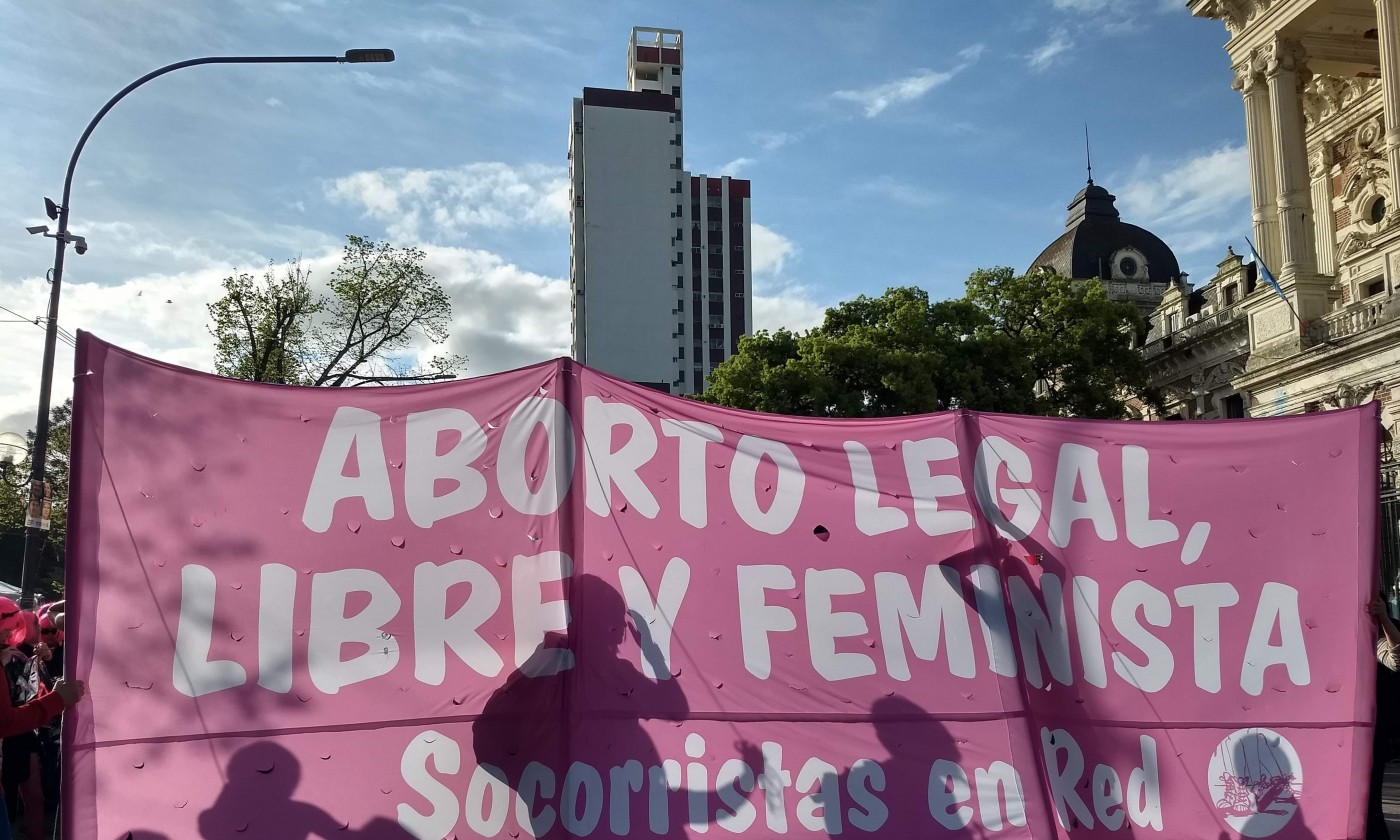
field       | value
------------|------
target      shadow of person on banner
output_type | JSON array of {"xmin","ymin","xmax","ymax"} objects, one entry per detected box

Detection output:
[
  {"xmin": 195, "ymin": 741, "xmax": 410, "ymax": 839},
  {"xmin": 474, "ymin": 573, "xmax": 719, "ymax": 837},
  {"xmin": 782, "ymin": 695, "xmax": 983, "ymax": 835}
]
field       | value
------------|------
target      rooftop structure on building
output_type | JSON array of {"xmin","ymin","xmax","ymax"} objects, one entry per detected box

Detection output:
[
  {"xmin": 1029, "ymin": 176, "xmax": 1184, "ymax": 318},
  {"xmin": 569, "ymin": 27, "xmax": 753, "ymax": 395}
]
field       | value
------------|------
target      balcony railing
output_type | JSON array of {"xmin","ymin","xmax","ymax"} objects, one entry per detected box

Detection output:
[
  {"xmin": 1306, "ymin": 295, "xmax": 1398, "ymax": 346},
  {"xmin": 1142, "ymin": 306, "xmax": 1246, "ymax": 359}
]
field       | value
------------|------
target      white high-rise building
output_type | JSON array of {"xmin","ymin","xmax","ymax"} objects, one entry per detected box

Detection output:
[{"xmin": 569, "ymin": 27, "xmax": 753, "ymax": 395}]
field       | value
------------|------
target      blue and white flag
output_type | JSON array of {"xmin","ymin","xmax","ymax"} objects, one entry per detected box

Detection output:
[{"xmin": 1245, "ymin": 237, "xmax": 1288, "ymax": 305}]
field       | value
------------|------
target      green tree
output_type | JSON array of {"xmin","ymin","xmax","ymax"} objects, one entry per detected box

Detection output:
[
  {"xmin": 965, "ymin": 267, "xmax": 1152, "ymax": 418},
  {"xmin": 1, "ymin": 400, "xmax": 72, "ymax": 598},
  {"xmin": 208, "ymin": 235, "xmax": 465, "ymax": 386},
  {"xmin": 702, "ymin": 269, "xmax": 1153, "ymax": 419}
]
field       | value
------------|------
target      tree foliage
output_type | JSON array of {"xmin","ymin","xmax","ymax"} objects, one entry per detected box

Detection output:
[
  {"xmin": 1, "ymin": 400, "xmax": 72, "ymax": 597},
  {"xmin": 701, "ymin": 268, "xmax": 1154, "ymax": 419},
  {"xmin": 208, "ymin": 235, "xmax": 465, "ymax": 386}
]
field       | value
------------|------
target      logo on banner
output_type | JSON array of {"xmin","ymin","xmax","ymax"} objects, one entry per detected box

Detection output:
[{"xmin": 1208, "ymin": 728, "xmax": 1303, "ymax": 838}]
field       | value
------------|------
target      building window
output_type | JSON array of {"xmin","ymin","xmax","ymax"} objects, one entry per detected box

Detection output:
[
  {"xmin": 1223, "ymin": 394, "xmax": 1245, "ymax": 419},
  {"xmin": 574, "ymin": 196, "xmax": 583, "ymax": 207},
  {"xmin": 1366, "ymin": 278, "xmax": 1386, "ymax": 298},
  {"xmin": 1224, "ymin": 285, "xmax": 1237, "ymax": 305},
  {"xmin": 734, "ymin": 292, "xmax": 745, "ymax": 298},
  {"xmin": 672, "ymin": 86, "xmax": 681, "ymax": 97},
  {"xmin": 574, "ymin": 121, "xmax": 582, "ymax": 134},
  {"xmin": 1369, "ymin": 196, "xmax": 1387, "ymax": 225}
]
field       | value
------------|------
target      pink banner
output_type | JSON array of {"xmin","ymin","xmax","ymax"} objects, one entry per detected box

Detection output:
[{"xmin": 65, "ymin": 334, "xmax": 1378, "ymax": 839}]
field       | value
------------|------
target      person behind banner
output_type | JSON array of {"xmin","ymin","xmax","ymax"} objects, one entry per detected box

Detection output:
[
  {"xmin": 0, "ymin": 600, "xmax": 84, "ymax": 840},
  {"xmin": 36, "ymin": 611, "xmax": 63, "ymax": 822},
  {"xmin": 1367, "ymin": 598, "xmax": 1399, "ymax": 840}
]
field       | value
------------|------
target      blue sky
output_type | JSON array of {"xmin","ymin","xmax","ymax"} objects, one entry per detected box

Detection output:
[{"xmin": 0, "ymin": 0, "xmax": 1249, "ymax": 433}]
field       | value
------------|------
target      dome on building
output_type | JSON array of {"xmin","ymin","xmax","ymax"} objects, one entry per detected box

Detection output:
[{"xmin": 1028, "ymin": 180, "xmax": 1181, "ymax": 284}]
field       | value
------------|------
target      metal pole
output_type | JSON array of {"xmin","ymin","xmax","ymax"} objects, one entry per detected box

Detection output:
[{"xmin": 17, "ymin": 53, "xmax": 391, "ymax": 608}]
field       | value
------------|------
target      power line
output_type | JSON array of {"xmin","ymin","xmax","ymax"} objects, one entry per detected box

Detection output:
[{"xmin": 0, "ymin": 305, "xmax": 76, "ymax": 347}]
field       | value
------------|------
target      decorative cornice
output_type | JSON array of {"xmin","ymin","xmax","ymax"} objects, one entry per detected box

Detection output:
[
  {"xmin": 1194, "ymin": 0, "xmax": 1273, "ymax": 35},
  {"xmin": 1303, "ymin": 76, "xmax": 1379, "ymax": 128}
]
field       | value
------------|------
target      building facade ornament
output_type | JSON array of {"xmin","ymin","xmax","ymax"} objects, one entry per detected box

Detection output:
[
  {"xmin": 1196, "ymin": 0, "xmax": 1273, "ymax": 34},
  {"xmin": 1325, "ymin": 381, "xmax": 1384, "ymax": 408},
  {"xmin": 1266, "ymin": 37, "xmax": 1308, "ymax": 83},
  {"xmin": 1303, "ymin": 76, "xmax": 1379, "ymax": 128},
  {"xmin": 1308, "ymin": 146, "xmax": 1333, "ymax": 179},
  {"xmin": 1339, "ymin": 230, "xmax": 1374, "ymax": 258}
]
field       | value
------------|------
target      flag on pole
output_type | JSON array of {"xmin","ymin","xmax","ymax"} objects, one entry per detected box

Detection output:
[{"xmin": 1245, "ymin": 237, "xmax": 1288, "ymax": 305}]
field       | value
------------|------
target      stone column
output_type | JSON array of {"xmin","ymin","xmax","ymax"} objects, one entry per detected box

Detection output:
[
  {"xmin": 1377, "ymin": 0, "xmax": 1400, "ymax": 192},
  {"xmin": 1234, "ymin": 52, "xmax": 1282, "ymax": 270},
  {"xmin": 1310, "ymin": 146, "xmax": 1337, "ymax": 275},
  {"xmin": 1265, "ymin": 37, "xmax": 1318, "ymax": 278}
]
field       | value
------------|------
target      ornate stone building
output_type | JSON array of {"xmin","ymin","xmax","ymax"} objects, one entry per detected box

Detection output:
[{"xmin": 1138, "ymin": 0, "xmax": 1400, "ymax": 424}]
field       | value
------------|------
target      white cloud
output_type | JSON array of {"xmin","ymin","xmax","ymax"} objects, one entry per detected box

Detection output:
[
  {"xmin": 1047, "ymin": 0, "xmax": 1179, "ymax": 33},
  {"xmin": 832, "ymin": 43, "xmax": 984, "ymax": 117},
  {"xmin": 327, "ymin": 162, "xmax": 569, "ymax": 242},
  {"xmin": 1112, "ymin": 143, "xmax": 1252, "ymax": 276},
  {"xmin": 752, "ymin": 131, "xmax": 797, "ymax": 151},
  {"xmin": 833, "ymin": 69, "xmax": 957, "ymax": 118},
  {"xmin": 395, "ymin": 14, "xmax": 570, "ymax": 56},
  {"xmin": 744, "ymin": 222, "xmax": 825, "ymax": 333},
  {"xmin": 718, "ymin": 157, "xmax": 755, "ymax": 177},
  {"xmin": 1029, "ymin": 28, "xmax": 1074, "ymax": 70},
  {"xmin": 0, "ymin": 240, "xmax": 575, "ymax": 432},
  {"xmin": 753, "ymin": 293, "xmax": 827, "ymax": 334},
  {"xmin": 0, "ymin": 266, "xmax": 236, "ymax": 435},
  {"xmin": 419, "ymin": 246, "xmax": 570, "ymax": 375},
  {"xmin": 959, "ymin": 43, "xmax": 988, "ymax": 61},
  {"xmin": 1114, "ymin": 143, "xmax": 1250, "ymax": 233},
  {"xmin": 264, "ymin": 97, "xmax": 284, "ymax": 108},
  {"xmin": 857, "ymin": 176, "xmax": 942, "ymax": 208},
  {"xmin": 751, "ymin": 224, "xmax": 797, "ymax": 276}
]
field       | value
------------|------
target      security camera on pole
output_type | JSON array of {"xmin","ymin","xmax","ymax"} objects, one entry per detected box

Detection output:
[{"xmin": 18, "ymin": 49, "xmax": 396, "ymax": 609}]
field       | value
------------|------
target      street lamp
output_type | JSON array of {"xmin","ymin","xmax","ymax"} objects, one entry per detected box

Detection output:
[{"xmin": 18, "ymin": 49, "xmax": 396, "ymax": 608}]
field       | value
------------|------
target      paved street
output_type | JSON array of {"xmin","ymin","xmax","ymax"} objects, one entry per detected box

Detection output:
[{"xmin": 1383, "ymin": 762, "xmax": 1400, "ymax": 834}]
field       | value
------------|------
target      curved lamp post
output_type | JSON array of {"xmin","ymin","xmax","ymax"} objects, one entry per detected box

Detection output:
[{"xmin": 18, "ymin": 49, "xmax": 395, "ymax": 608}]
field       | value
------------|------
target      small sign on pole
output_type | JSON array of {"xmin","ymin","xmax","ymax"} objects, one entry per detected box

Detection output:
[{"xmin": 24, "ymin": 480, "xmax": 51, "ymax": 531}]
